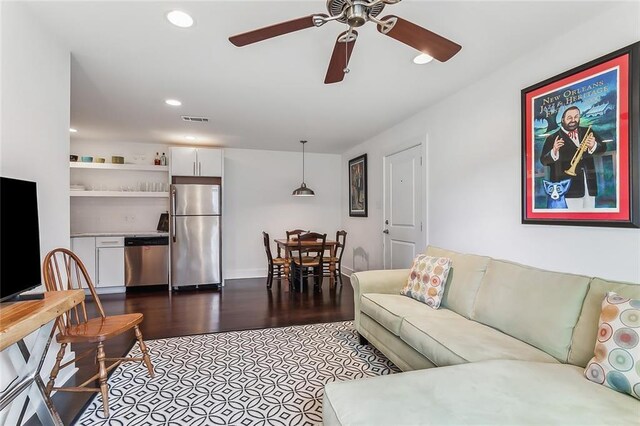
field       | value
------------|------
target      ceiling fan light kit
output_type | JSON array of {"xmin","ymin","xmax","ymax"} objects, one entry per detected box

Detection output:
[
  {"xmin": 413, "ymin": 53, "xmax": 433, "ymax": 65},
  {"xmin": 166, "ymin": 10, "xmax": 194, "ymax": 28},
  {"xmin": 229, "ymin": 0, "xmax": 462, "ymax": 84},
  {"xmin": 292, "ymin": 140, "xmax": 315, "ymax": 197}
]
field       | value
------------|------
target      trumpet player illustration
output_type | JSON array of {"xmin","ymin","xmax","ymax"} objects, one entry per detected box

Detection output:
[{"xmin": 540, "ymin": 105, "xmax": 606, "ymax": 210}]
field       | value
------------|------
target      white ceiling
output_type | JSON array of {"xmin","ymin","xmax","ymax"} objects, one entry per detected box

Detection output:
[{"xmin": 26, "ymin": 1, "xmax": 621, "ymax": 154}]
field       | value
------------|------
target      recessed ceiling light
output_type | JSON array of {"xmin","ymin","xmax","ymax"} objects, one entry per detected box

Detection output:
[
  {"xmin": 413, "ymin": 53, "xmax": 434, "ymax": 65},
  {"xmin": 69, "ymin": 128, "xmax": 78, "ymax": 133},
  {"xmin": 166, "ymin": 10, "xmax": 193, "ymax": 28},
  {"xmin": 165, "ymin": 99, "xmax": 182, "ymax": 106},
  {"xmin": 185, "ymin": 136, "xmax": 196, "ymax": 141}
]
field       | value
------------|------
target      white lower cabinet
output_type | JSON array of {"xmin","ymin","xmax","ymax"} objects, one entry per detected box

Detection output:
[
  {"xmin": 95, "ymin": 237, "xmax": 125, "ymax": 287},
  {"xmin": 71, "ymin": 236, "xmax": 125, "ymax": 289},
  {"xmin": 71, "ymin": 237, "xmax": 96, "ymax": 287}
]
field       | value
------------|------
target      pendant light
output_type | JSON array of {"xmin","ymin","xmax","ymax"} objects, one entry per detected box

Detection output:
[{"xmin": 292, "ymin": 140, "xmax": 315, "ymax": 196}]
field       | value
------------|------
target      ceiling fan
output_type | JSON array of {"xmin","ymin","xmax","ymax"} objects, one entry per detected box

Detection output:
[{"xmin": 228, "ymin": 0, "xmax": 462, "ymax": 84}]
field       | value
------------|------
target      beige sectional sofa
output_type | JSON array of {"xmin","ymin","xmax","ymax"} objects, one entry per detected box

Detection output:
[{"xmin": 323, "ymin": 246, "xmax": 640, "ymax": 425}]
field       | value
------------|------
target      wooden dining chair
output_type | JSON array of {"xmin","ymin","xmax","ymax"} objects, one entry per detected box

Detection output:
[
  {"xmin": 286, "ymin": 229, "xmax": 307, "ymax": 241},
  {"xmin": 279, "ymin": 229, "xmax": 306, "ymax": 258},
  {"xmin": 42, "ymin": 248, "xmax": 154, "ymax": 417},
  {"xmin": 263, "ymin": 231, "xmax": 286, "ymax": 289},
  {"xmin": 324, "ymin": 230, "xmax": 347, "ymax": 286},
  {"xmin": 291, "ymin": 232, "xmax": 326, "ymax": 292}
]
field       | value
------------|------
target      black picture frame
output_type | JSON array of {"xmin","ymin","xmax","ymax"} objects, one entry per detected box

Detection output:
[
  {"xmin": 349, "ymin": 154, "xmax": 368, "ymax": 217},
  {"xmin": 521, "ymin": 41, "xmax": 639, "ymax": 228}
]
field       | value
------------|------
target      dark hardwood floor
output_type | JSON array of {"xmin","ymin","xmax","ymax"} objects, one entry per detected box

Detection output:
[{"xmin": 49, "ymin": 276, "xmax": 354, "ymax": 425}]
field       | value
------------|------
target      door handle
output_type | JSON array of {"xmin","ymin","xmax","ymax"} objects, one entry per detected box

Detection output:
[
  {"xmin": 383, "ymin": 229, "xmax": 389, "ymax": 234},
  {"xmin": 172, "ymin": 215, "xmax": 177, "ymax": 243},
  {"xmin": 171, "ymin": 186, "xmax": 176, "ymax": 216},
  {"xmin": 171, "ymin": 187, "xmax": 177, "ymax": 243},
  {"xmin": 198, "ymin": 162, "xmax": 202, "ymax": 176},
  {"xmin": 193, "ymin": 161, "xmax": 196, "ymax": 176}
]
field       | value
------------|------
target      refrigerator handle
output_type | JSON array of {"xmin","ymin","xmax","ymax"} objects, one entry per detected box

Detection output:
[
  {"xmin": 193, "ymin": 161, "xmax": 196, "ymax": 176},
  {"xmin": 198, "ymin": 162, "xmax": 202, "ymax": 176},
  {"xmin": 171, "ymin": 186, "xmax": 177, "ymax": 243}
]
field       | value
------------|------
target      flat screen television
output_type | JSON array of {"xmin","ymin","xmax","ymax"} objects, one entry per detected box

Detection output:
[{"xmin": 0, "ymin": 177, "xmax": 43, "ymax": 302}]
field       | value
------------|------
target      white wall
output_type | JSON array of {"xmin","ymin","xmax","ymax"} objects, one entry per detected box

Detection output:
[
  {"xmin": 68, "ymin": 144, "xmax": 342, "ymax": 279},
  {"xmin": 70, "ymin": 140, "xmax": 170, "ymax": 233},
  {"xmin": 223, "ymin": 148, "xmax": 342, "ymax": 279},
  {"xmin": 0, "ymin": 1, "xmax": 72, "ymax": 422},
  {"xmin": 341, "ymin": 3, "xmax": 640, "ymax": 283}
]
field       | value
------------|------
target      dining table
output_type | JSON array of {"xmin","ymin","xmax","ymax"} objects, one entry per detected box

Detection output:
[{"xmin": 274, "ymin": 238, "xmax": 338, "ymax": 291}]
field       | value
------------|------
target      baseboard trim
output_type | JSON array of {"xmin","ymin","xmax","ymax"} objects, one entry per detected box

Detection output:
[
  {"xmin": 225, "ymin": 268, "xmax": 351, "ymax": 281},
  {"xmin": 225, "ymin": 268, "xmax": 267, "ymax": 280}
]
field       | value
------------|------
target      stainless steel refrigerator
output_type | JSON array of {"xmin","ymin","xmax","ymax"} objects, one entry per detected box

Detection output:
[{"xmin": 170, "ymin": 183, "xmax": 221, "ymax": 289}]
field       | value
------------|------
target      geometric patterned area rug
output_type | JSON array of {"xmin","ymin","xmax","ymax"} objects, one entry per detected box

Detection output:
[{"xmin": 77, "ymin": 321, "xmax": 399, "ymax": 425}]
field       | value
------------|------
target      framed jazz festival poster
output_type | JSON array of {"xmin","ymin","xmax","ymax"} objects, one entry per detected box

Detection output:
[
  {"xmin": 349, "ymin": 154, "xmax": 367, "ymax": 217},
  {"xmin": 521, "ymin": 42, "xmax": 639, "ymax": 228}
]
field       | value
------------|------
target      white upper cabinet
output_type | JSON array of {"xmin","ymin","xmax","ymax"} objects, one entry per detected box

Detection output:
[
  {"xmin": 196, "ymin": 148, "xmax": 223, "ymax": 177},
  {"xmin": 170, "ymin": 147, "xmax": 223, "ymax": 177},
  {"xmin": 170, "ymin": 147, "xmax": 198, "ymax": 176}
]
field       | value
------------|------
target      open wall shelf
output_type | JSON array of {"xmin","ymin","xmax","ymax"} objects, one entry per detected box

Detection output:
[{"xmin": 70, "ymin": 162, "xmax": 169, "ymax": 172}]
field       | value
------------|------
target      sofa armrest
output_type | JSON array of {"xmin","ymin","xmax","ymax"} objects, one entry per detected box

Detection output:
[
  {"xmin": 351, "ymin": 269, "xmax": 410, "ymax": 297},
  {"xmin": 351, "ymin": 269, "xmax": 409, "ymax": 331}
]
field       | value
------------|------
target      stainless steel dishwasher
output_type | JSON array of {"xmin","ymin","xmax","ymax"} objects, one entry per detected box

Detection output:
[{"xmin": 124, "ymin": 236, "xmax": 169, "ymax": 287}]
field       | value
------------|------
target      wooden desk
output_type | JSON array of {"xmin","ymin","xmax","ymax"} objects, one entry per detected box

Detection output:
[
  {"xmin": 274, "ymin": 239, "xmax": 338, "ymax": 290},
  {"xmin": 0, "ymin": 290, "xmax": 85, "ymax": 425}
]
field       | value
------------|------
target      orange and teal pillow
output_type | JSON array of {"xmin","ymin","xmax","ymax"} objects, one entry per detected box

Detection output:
[
  {"xmin": 584, "ymin": 292, "xmax": 640, "ymax": 400},
  {"xmin": 401, "ymin": 255, "xmax": 452, "ymax": 309}
]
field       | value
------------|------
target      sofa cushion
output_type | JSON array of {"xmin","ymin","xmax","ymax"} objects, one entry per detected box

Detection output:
[
  {"xmin": 323, "ymin": 360, "xmax": 640, "ymax": 426},
  {"xmin": 360, "ymin": 294, "xmax": 464, "ymax": 336},
  {"xmin": 358, "ymin": 314, "xmax": 437, "ymax": 372},
  {"xmin": 471, "ymin": 259, "xmax": 590, "ymax": 362},
  {"xmin": 400, "ymin": 314, "xmax": 559, "ymax": 367},
  {"xmin": 425, "ymin": 246, "xmax": 490, "ymax": 318},
  {"xmin": 570, "ymin": 277, "xmax": 640, "ymax": 367},
  {"xmin": 401, "ymin": 254, "xmax": 452, "ymax": 308},
  {"xmin": 584, "ymin": 292, "xmax": 640, "ymax": 399}
]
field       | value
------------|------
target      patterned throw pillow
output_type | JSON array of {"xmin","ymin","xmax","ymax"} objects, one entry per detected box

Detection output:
[
  {"xmin": 584, "ymin": 292, "xmax": 640, "ymax": 400},
  {"xmin": 400, "ymin": 255, "xmax": 452, "ymax": 309}
]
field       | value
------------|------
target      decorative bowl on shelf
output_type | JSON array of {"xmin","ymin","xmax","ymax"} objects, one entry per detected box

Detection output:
[
  {"xmin": 94, "ymin": 157, "xmax": 106, "ymax": 163},
  {"xmin": 112, "ymin": 156, "xmax": 124, "ymax": 164},
  {"xmin": 70, "ymin": 155, "xmax": 78, "ymax": 162},
  {"xmin": 81, "ymin": 156, "xmax": 93, "ymax": 162},
  {"xmin": 70, "ymin": 184, "xmax": 85, "ymax": 191}
]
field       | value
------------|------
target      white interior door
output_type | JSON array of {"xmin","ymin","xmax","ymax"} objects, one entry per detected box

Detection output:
[{"xmin": 383, "ymin": 145, "xmax": 424, "ymax": 269}]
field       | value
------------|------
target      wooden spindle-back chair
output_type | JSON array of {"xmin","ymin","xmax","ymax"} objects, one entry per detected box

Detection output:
[{"xmin": 42, "ymin": 248, "xmax": 154, "ymax": 417}]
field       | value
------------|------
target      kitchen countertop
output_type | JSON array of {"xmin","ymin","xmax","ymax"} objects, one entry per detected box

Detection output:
[{"xmin": 71, "ymin": 231, "xmax": 169, "ymax": 238}]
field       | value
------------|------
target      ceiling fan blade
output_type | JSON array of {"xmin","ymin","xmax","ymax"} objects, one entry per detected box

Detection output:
[
  {"xmin": 377, "ymin": 15, "xmax": 461, "ymax": 62},
  {"xmin": 229, "ymin": 14, "xmax": 327, "ymax": 47},
  {"xmin": 324, "ymin": 30, "xmax": 358, "ymax": 84}
]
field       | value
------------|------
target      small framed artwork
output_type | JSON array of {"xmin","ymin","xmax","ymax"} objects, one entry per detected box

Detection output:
[
  {"xmin": 349, "ymin": 154, "xmax": 368, "ymax": 217},
  {"xmin": 521, "ymin": 41, "xmax": 639, "ymax": 228}
]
